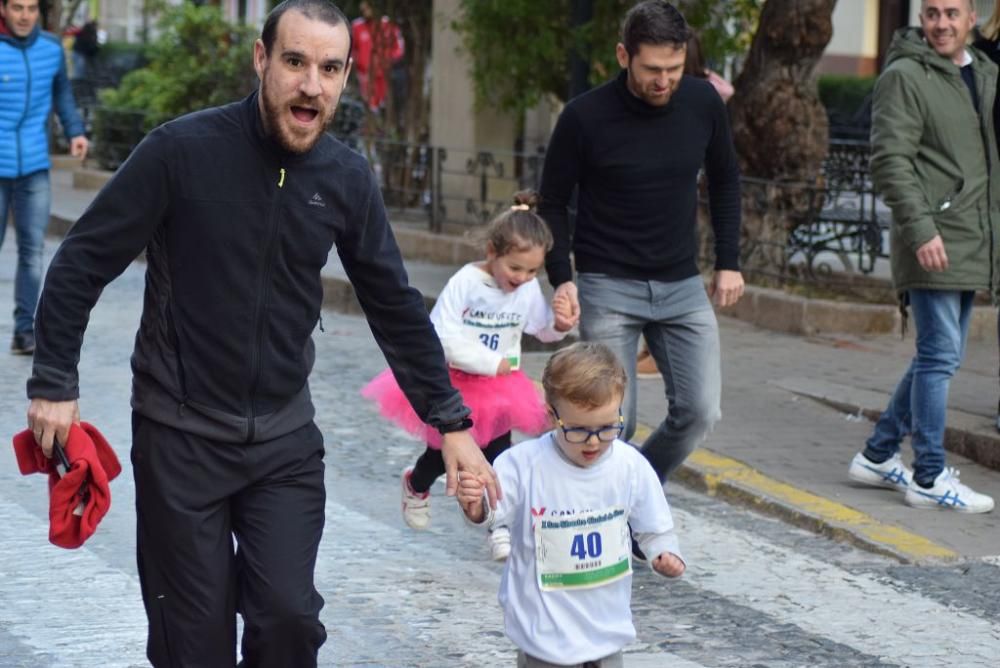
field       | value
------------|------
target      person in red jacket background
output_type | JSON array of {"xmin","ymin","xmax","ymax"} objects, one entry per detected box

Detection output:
[{"xmin": 351, "ymin": 0, "xmax": 404, "ymax": 111}]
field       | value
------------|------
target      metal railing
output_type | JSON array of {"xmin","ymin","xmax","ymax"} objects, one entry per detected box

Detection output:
[{"xmin": 77, "ymin": 105, "xmax": 891, "ymax": 297}]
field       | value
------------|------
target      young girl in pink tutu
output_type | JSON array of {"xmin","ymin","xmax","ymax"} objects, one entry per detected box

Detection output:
[{"xmin": 362, "ymin": 190, "xmax": 575, "ymax": 559}]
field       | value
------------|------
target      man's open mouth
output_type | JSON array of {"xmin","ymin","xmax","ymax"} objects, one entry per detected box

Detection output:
[{"xmin": 291, "ymin": 106, "xmax": 319, "ymax": 123}]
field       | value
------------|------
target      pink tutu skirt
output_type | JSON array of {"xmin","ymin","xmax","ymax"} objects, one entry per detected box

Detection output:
[{"xmin": 361, "ymin": 367, "xmax": 550, "ymax": 449}]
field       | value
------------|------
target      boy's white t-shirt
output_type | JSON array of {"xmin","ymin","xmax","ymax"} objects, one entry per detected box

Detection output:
[
  {"xmin": 430, "ymin": 263, "xmax": 566, "ymax": 376},
  {"xmin": 491, "ymin": 433, "xmax": 681, "ymax": 665}
]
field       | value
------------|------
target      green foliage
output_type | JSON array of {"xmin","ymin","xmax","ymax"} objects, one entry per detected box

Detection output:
[
  {"xmin": 678, "ymin": 0, "xmax": 761, "ymax": 69},
  {"xmin": 452, "ymin": 0, "xmax": 761, "ymax": 117},
  {"xmin": 817, "ymin": 74, "xmax": 876, "ymax": 117},
  {"xmin": 93, "ymin": 4, "xmax": 257, "ymax": 168}
]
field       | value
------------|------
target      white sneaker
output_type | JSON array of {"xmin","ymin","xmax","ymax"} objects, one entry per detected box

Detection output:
[
  {"xmin": 401, "ymin": 468, "xmax": 431, "ymax": 529},
  {"xmin": 848, "ymin": 452, "xmax": 912, "ymax": 492},
  {"xmin": 488, "ymin": 526, "xmax": 511, "ymax": 561},
  {"xmin": 904, "ymin": 468, "xmax": 995, "ymax": 514}
]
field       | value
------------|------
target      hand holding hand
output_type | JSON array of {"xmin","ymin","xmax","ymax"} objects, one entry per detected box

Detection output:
[
  {"xmin": 441, "ymin": 430, "xmax": 502, "ymax": 509},
  {"xmin": 552, "ymin": 295, "xmax": 575, "ymax": 332},
  {"xmin": 652, "ymin": 552, "xmax": 686, "ymax": 578},
  {"xmin": 553, "ymin": 282, "xmax": 580, "ymax": 328},
  {"xmin": 457, "ymin": 473, "xmax": 486, "ymax": 522}
]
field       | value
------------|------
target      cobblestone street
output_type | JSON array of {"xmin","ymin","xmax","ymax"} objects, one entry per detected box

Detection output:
[{"xmin": 1, "ymin": 243, "xmax": 1000, "ymax": 667}]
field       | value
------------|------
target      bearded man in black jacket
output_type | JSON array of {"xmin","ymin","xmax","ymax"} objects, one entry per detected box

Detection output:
[
  {"xmin": 24, "ymin": 1, "xmax": 498, "ymax": 665},
  {"xmin": 539, "ymin": 0, "xmax": 744, "ymax": 489}
]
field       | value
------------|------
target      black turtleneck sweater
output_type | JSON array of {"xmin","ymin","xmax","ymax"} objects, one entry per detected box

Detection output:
[{"xmin": 538, "ymin": 70, "xmax": 741, "ymax": 287}]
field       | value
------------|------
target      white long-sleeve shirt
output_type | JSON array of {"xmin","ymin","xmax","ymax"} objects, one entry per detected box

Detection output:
[
  {"xmin": 484, "ymin": 433, "xmax": 682, "ymax": 665},
  {"xmin": 430, "ymin": 263, "xmax": 567, "ymax": 376}
]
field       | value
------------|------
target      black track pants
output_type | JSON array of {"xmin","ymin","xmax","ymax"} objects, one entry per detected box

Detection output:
[{"xmin": 131, "ymin": 413, "xmax": 327, "ymax": 668}]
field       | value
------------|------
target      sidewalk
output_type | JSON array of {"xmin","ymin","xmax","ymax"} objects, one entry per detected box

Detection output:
[{"xmin": 47, "ymin": 163, "xmax": 1000, "ymax": 564}]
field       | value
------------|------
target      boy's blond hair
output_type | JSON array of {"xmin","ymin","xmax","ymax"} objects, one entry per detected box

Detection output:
[{"xmin": 542, "ymin": 342, "xmax": 627, "ymax": 409}]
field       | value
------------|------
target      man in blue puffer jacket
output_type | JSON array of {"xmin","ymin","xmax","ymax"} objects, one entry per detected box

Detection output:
[{"xmin": 0, "ymin": 0, "xmax": 88, "ymax": 355}]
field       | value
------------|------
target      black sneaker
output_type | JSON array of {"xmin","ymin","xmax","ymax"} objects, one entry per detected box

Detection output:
[{"xmin": 11, "ymin": 331, "xmax": 34, "ymax": 355}]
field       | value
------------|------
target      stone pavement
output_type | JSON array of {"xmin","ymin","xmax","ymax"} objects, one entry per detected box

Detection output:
[{"xmin": 44, "ymin": 163, "xmax": 1000, "ymax": 564}]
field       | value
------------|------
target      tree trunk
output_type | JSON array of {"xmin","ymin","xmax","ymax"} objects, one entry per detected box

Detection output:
[
  {"xmin": 730, "ymin": 0, "xmax": 837, "ymax": 180},
  {"xmin": 722, "ymin": 0, "xmax": 837, "ymax": 283},
  {"xmin": 45, "ymin": 0, "xmax": 63, "ymax": 32}
]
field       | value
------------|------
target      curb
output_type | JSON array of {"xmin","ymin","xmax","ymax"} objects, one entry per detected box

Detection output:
[
  {"xmin": 774, "ymin": 377, "xmax": 1000, "ymax": 472},
  {"xmin": 632, "ymin": 426, "xmax": 959, "ymax": 564}
]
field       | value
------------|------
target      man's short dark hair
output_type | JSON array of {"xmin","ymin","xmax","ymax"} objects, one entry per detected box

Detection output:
[
  {"xmin": 621, "ymin": 1, "xmax": 691, "ymax": 58},
  {"xmin": 261, "ymin": 0, "xmax": 352, "ymax": 57}
]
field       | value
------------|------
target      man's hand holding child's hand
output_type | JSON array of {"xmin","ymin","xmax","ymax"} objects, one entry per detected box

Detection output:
[
  {"xmin": 458, "ymin": 473, "xmax": 487, "ymax": 523},
  {"xmin": 552, "ymin": 294, "xmax": 577, "ymax": 332},
  {"xmin": 652, "ymin": 552, "xmax": 685, "ymax": 578}
]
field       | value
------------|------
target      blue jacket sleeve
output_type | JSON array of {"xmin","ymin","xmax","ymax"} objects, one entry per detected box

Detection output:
[{"xmin": 51, "ymin": 54, "xmax": 85, "ymax": 140}]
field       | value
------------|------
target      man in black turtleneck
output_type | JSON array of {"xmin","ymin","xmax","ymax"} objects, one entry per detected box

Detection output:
[{"xmin": 538, "ymin": 1, "xmax": 743, "ymax": 495}]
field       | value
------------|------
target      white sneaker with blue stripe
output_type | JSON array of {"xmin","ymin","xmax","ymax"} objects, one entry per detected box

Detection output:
[
  {"xmin": 848, "ymin": 452, "xmax": 912, "ymax": 492},
  {"xmin": 904, "ymin": 468, "xmax": 995, "ymax": 514}
]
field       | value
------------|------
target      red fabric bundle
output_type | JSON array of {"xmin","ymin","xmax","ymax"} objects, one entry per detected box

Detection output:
[{"xmin": 12, "ymin": 422, "xmax": 121, "ymax": 549}]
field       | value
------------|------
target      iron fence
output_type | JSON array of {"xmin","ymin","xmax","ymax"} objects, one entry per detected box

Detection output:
[{"xmin": 77, "ymin": 105, "xmax": 890, "ymax": 295}]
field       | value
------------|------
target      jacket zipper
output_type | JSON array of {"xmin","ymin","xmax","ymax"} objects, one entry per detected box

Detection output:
[
  {"xmin": 16, "ymin": 48, "xmax": 31, "ymax": 176},
  {"xmin": 246, "ymin": 167, "xmax": 286, "ymax": 441}
]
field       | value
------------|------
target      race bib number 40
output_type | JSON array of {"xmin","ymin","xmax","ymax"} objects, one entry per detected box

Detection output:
[{"xmin": 535, "ymin": 507, "xmax": 631, "ymax": 591}]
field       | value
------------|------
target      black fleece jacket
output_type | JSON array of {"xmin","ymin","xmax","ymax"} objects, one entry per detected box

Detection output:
[
  {"xmin": 28, "ymin": 92, "xmax": 468, "ymax": 443},
  {"xmin": 539, "ymin": 70, "xmax": 742, "ymax": 287}
]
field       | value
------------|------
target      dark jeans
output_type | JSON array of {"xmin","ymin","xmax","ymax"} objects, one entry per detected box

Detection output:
[
  {"xmin": 409, "ymin": 431, "xmax": 511, "ymax": 494},
  {"xmin": 132, "ymin": 413, "xmax": 327, "ymax": 668}
]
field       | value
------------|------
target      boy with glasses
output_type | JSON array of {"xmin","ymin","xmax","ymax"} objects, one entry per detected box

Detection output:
[{"xmin": 458, "ymin": 342, "xmax": 684, "ymax": 668}]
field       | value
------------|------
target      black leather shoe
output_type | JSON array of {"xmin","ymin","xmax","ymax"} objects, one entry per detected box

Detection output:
[{"xmin": 11, "ymin": 331, "xmax": 35, "ymax": 355}]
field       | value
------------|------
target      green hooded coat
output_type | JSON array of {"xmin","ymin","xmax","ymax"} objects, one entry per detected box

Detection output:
[{"xmin": 871, "ymin": 27, "xmax": 1000, "ymax": 295}]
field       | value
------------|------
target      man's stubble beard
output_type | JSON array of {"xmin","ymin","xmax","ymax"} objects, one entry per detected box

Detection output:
[{"xmin": 260, "ymin": 77, "xmax": 335, "ymax": 155}]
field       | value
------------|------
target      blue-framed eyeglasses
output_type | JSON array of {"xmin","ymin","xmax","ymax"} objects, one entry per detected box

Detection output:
[{"xmin": 551, "ymin": 406, "xmax": 624, "ymax": 444}]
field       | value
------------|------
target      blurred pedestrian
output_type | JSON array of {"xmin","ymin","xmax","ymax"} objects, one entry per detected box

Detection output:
[
  {"xmin": 350, "ymin": 0, "xmax": 404, "ymax": 111},
  {"xmin": 684, "ymin": 31, "xmax": 734, "ymax": 102},
  {"xmin": 0, "ymin": 0, "xmax": 88, "ymax": 355},
  {"xmin": 71, "ymin": 20, "xmax": 99, "ymax": 81}
]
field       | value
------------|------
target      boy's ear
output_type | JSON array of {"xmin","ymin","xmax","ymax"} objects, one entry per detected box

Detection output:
[{"xmin": 546, "ymin": 403, "xmax": 558, "ymax": 426}]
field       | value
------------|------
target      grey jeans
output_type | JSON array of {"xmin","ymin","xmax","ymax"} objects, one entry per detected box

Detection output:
[
  {"xmin": 517, "ymin": 650, "xmax": 624, "ymax": 667},
  {"xmin": 578, "ymin": 273, "xmax": 722, "ymax": 480}
]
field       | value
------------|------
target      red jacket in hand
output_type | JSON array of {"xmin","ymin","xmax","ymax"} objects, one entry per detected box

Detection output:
[{"xmin": 12, "ymin": 422, "xmax": 121, "ymax": 549}]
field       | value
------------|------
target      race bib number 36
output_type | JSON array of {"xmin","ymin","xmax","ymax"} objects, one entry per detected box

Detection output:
[{"xmin": 535, "ymin": 507, "xmax": 631, "ymax": 591}]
